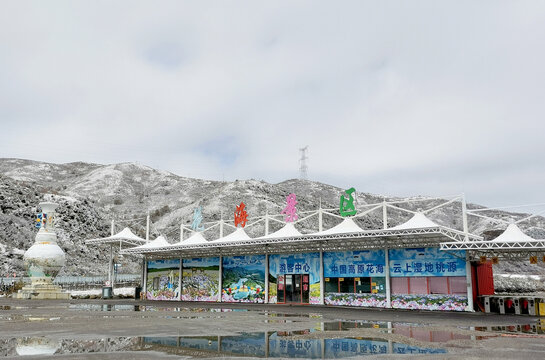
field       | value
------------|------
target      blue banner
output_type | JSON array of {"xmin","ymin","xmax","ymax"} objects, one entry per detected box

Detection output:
[
  {"xmin": 324, "ymin": 250, "xmax": 386, "ymax": 278},
  {"xmin": 388, "ymin": 248, "xmax": 466, "ymax": 277}
]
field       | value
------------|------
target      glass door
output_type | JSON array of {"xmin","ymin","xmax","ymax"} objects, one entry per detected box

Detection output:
[
  {"xmin": 292, "ymin": 274, "xmax": 301, "ymax": 303},
  {"xmin": 285, "ymin": 275, "xmax": 293, "ymax": 302},
  {"xmin": 277, "ymin": 275, "xmax": 285, "ymax": 303}
]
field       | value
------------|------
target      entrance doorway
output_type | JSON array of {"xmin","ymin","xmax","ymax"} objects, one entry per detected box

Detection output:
[{"xmin": 277, "ymin": 274, "xmax": 310, "ymax": 304}]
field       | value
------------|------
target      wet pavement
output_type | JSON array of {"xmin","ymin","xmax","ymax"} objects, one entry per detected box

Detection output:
[{"xmin": 1, "ymin": 298, "xmax": 545, "ymax": 359}]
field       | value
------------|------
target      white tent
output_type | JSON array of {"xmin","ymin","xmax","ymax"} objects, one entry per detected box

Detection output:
[
  {"xmin": 85, "ymin": 227, "xmax": 147, "ymax": 245},
  {"xmin": 135, "ymin": 235, "xmax": 170, "ymax": 249},
  {"xmin": 318, "ymin": 218, "xmax": 362, "ymax": 235},
  {"xmin": 389, "ymin": 213, "xmax": 439, "ymax": 230},
  {"xmin": 176, "ymin": 232, "xmax": 209, "ymax": 246},
  {"xmin": 214, "ymin": 227, "xmax": 251, "ymax": 242},
  {"xmin": 259, "ymin": 223, "xmax": 301, "ymax": 239},
  {"xmin": 492, "ymin": 223, "xmax": 536, "ymax": 243}
]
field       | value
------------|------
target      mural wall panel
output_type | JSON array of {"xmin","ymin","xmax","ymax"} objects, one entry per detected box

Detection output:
[
  {"xmin": 324, "ymin": 250, "xmax": 386, "ymax": 308},
  {"xmin": 146, "ymin": 259, "xmax": 180, "ymax": 301},
  {"xmin": 222, "ymin": 255, "xmax": 266, "ymax": 303},
  {"xmin": 181, "ymin": 257, "xmax": 219, "ymax": 302},
  {"xmin": 388, "ymin": 248, "xmax": 468, "ymax": 311}
]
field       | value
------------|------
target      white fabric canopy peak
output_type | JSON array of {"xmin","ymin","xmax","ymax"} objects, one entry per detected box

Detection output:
[
  {"xmin": 389, "ymin": 213, "xmax": 439, "ymax": 230},
  {"xmin": 93, "ymin": 227, "xmax": 145, "ymax": 242},
  {"xmin": 317, "ymin": 218, "xmax": 362, "ymax": 235},
  {"xmin": 176, "ymin": 232, "xmax": 209, "ymax": 246},
  {"xmin": 259, "ymin": 223, "xmax": 301, "ymax": 239},
  {"xmin": 137, "ymin": 235, "xmax": 170, "ymax": 249},
  {"xmin": 214, "ymin": 227, "xmax": 251, "ymax": 242},
  {"xmin": 492, "ymin": 223, "xmax": 536, "ymax": 243}
]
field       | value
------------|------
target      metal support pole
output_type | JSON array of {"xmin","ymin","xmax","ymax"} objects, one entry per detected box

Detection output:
[
  {"xmin": 146, "ymin": 212, "xmax": 150, "ymax": 241},
  {"xmin": 319, "ymin": 248, "xmax": 325, "ymax": 305},
  {"xmin": 462, "ymin": 194, "xmax": 469, "ymax": 241},
  {"xmin": 143, "ymin": 256, "xmax": 148, "ymax": 300},
  {"xmin": 219, "ymin": 218, "xmax": 224, "ymax": 238},
  {"xmin": 218, "ymin": 255, "xmax": 223, "ymax": 302},
  {"xmin": 265, "ymin": 254, "xmax": 269, "ymax": 304},
  {"xmin": 265, "ymin": 211, "xmax": 269, "ymax": 236},
  {"xmin": 141, "ymin": 257, "xmax": 145, "ymax": 296},
  {"xmin": 180, "ymin": 223, "xmax": 184, "ymax": 242},
  {"xmin": 318, "ymin": 208, "xmax": 323, "ymax": 232},
  {"xmin": 385, "ymin": 249, "xmax": 391, "ymax": 308},
  {"xmin": 382, "ymin": 201, "xmax": 388, "ymax": 229},
  {"xmin": 108, "ymin": 244, "xmax": 113, "ymax": 284},
  {"xmin": 465, "ymin": 252, "xmax": 474, "ymax": 312},
  {"xmin": 178, "ymin": 257, "xmax": 182, "ymax": 301},
  {"xmin": 110, "ymin": 220, "xmax": 115, "ymax": 236}
]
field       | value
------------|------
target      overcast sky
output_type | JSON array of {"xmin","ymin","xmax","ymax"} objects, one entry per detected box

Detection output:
[{"xmin": 1, "ymin": 1, "xmax": 544, "ymax": 211}]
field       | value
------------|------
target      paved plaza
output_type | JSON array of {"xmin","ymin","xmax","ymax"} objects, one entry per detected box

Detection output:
[{"xmin": 1, "ymin": 298, "xmax": 545, "ymax": 359}]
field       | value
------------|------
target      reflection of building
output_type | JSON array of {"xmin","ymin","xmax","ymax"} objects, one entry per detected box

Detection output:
[{"xmin": 141, "ymin": 325, "xmax": 451, "ymax": 358}]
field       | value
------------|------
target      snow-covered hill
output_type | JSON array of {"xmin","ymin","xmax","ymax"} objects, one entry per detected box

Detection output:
[{"xmin": 1, "ymin": 158, "xmax": 544, "ymax": 278}]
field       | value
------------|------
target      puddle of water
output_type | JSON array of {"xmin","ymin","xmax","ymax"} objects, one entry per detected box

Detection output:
[{"xmin": 0, "ymin": 333, "xmax": 446, "ymax": 358}]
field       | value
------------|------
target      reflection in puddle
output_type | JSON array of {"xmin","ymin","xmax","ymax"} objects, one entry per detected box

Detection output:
[
  {"xmin": 475, "ymin": 322, "xmax": 545, "ymax": 335},
  {"xmin": 144, "ymin": 332, "xmax": 446, "ymax": 358},
  {"xmin": 2, "ymin": 330, "xmax": 447, "ymax": 358}
]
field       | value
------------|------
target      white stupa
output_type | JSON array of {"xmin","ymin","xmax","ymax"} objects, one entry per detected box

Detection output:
[{"xmin": 17, "ymin": 202, "xmax": 70, "ymax": 299}]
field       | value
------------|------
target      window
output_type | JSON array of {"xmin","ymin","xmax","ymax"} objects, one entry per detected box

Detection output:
[
  {"xmin": 325, "ymin": 277, "xmax": 339, "ymax": 292},
  {"xmin": 391, "ymin": 278, "xmax": 408, "ymax": 294},
  {"xmin": 409, "ymin": 277, "xmax": 428, "ymax": 294},
  {"xmin": 392, "ymin": 276, "xmax": 467, "ymax": 295},
  {"xmin": 325, "ymin": 277, "xmax": 384, "ymax": 294},
  {"xmin": 429, "ymin": 277, "xmax": 448, "ymax": 294},
  {"xmin": 449, "ymin": 277, "xmax": 466, "ymax": 294}
]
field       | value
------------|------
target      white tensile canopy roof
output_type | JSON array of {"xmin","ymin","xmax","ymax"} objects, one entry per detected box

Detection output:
[
  {"xmin": 389, "ymin": 213, "xmax": 439, "ymax": 230},
  {"xmin": 176, "ymin": 232, "xmax": 209, "ymax": 246},
  {"xmin": 85, "ymin": 227, "xmax": 147, "ymax": 246},
  {"xmin": 259, "ymin": 223, "xmax": 301, "ymax": 239},
  {"xmin": 317, "ymin": 218, "xmax": 362, "ymax": 235},
  {"xmin": 214, "ymin": 227, "xmax": 251, "ymax": 242},
  {"xmin": 492, "ymin": 223, "xmax": 536, "ymax": 243},
  {"xmin": 135, "ymin": 235, "xmax": 170, "ymax": 249}
]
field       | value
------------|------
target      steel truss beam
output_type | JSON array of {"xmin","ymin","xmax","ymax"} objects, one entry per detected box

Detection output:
[
  {"xmin": 85, "ymin": 238, "xmax": 148, "ymax": 247},
  {"xmin": 441, "ymin": 240, "xmax": 545, "ymax": 251},
  {"xmin": 122, "ymin": 226, "xmax": 478, "ymax": 259},
  {"xmin": 464, "ymin": 250, "xmax": 545, "ymax": 260}
]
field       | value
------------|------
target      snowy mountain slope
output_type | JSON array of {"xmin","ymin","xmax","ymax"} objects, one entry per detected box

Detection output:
[{"xmin": 1, "ymin": 158, "xmax": 545, "ymax": 278}]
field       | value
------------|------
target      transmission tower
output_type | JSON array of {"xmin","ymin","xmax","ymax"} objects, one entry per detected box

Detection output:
[{"xmin": 299, "ymin": 146, "xmax": 308, "ymax": 180}]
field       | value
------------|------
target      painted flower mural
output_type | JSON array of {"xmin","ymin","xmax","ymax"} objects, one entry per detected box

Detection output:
[
  {"xmin": 391, "ymin": 294, "xmax": 468, "ymax": 311},
  {"xmin": 146, "ymin": 259, "xmax": 180, "ymax": 301},
  {"xmin": 182, "ymin": 257, "xmax": 219, "ymax": 302},
  {"xmin": 325, "ymin": 293, "xmax": 387, "ymax": 307}
]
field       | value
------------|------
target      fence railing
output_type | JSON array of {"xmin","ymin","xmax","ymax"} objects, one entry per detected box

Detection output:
[{"xmin": 0, "ymin": 274, "xmax": 141, "ymax": 293}]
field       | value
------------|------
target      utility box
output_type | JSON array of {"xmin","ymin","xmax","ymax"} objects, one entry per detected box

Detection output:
[
  {"xmin": 498, "ymin": 297, "xmax": 505, "ymax": 315},
  {"xmin": 528, "ymin": 298, "xmax": 536, "ymax": 316},
  {"xmin": 102, "ymin": 286, "xmax": 113, "ymax": 299},
  {"xmin": 483, "ymin": 296, "xmax": 491, "ymax": 313},
  {"xmin": 538, "ymin": 298, "xmax": 545, "ymax": 316}
]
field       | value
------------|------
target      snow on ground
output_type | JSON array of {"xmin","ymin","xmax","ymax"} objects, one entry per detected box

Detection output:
[
  {"xmin": 494, "ymin": 273, "xmax": 545, "ymax": 293},
  {"xmin": 70, "ymin": 287, "xmax": 136, "ymax": 299},
  {"xmin": 43, "ymin": 194, "xmax": 79, "ymax": 204},
  {"xmin": 11, "ymin": 248, "xmax": 25, "ymax": 256}
]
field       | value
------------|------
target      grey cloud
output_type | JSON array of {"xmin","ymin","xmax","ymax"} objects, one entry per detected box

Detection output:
[{"xmin": 1, "ymin": 1, "xmax": 545, "ymax": 211}]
